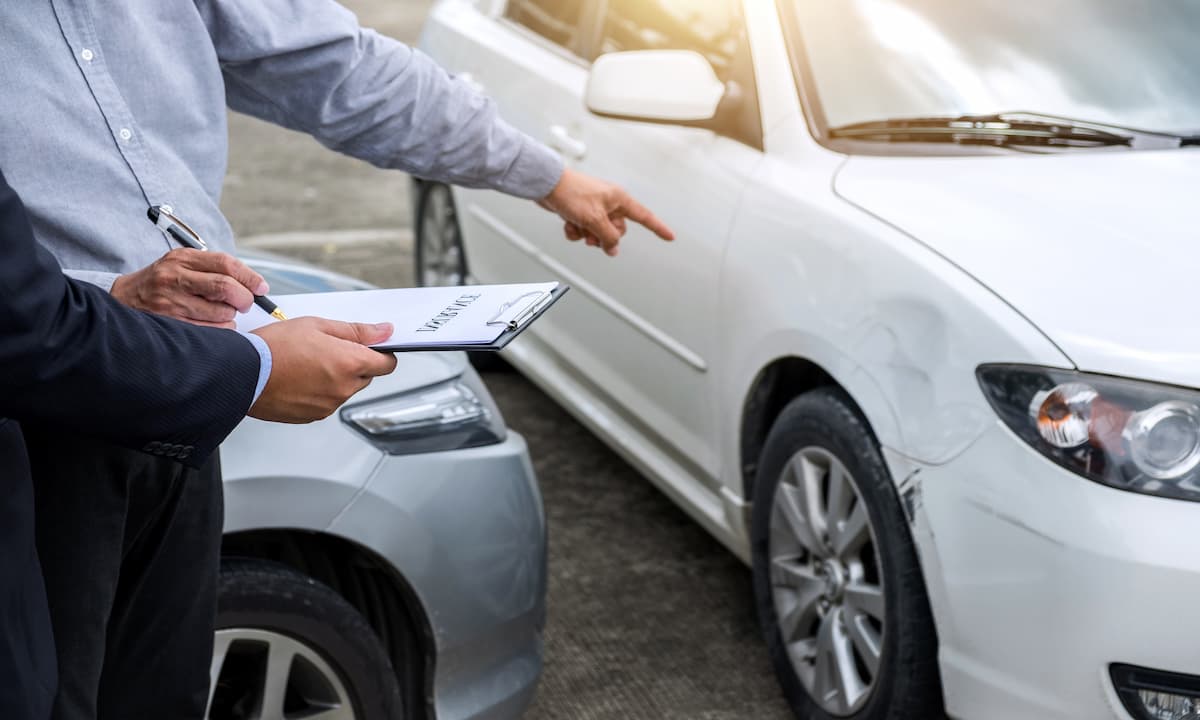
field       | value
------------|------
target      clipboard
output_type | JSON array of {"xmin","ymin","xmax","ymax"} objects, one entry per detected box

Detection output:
[
  {"xmin": 234, "ymin": 282, "xmax": 569, "ymax": 353},
  {"xmin": 384, "ymin": 284, "xmax": 569, "ymax": 353}
]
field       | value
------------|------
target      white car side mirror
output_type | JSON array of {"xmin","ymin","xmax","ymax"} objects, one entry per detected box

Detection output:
[{"xmin": 585, "ymin": 50, "xmax": 726, "ymax": 123}]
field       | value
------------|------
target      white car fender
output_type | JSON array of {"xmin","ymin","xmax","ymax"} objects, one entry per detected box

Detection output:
[{"xmin": 717, "ymin": 156, "xmax": 1074, "ymax": 481}]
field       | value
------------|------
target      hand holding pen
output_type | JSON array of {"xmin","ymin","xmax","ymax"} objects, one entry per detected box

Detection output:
[
  {"xmin": 109, "ymin": 206, "xmax": 287, "ymax": 329},
  {"xmin": 146, "ymin": 205, "xmax": 288, "ymax": 321}
]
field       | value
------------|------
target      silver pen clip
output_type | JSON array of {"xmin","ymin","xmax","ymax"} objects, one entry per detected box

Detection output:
[
  {"xmin": 486, "ymin": 291, "xmax": 549, "ymax": 331},
  {"xmin": 150, "ymin": 204, "xmax": 208, "ymax": 251}
]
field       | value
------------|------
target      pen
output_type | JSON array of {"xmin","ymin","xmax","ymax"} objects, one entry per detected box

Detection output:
[{"xmin": 147, "ymin": 205, "xmax": 288, "ymax": 321}]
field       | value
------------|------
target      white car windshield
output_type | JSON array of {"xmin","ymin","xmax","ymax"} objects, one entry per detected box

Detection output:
[{"xmin": 784, "ymin": 0, "xmax": 1200, "ymax": 137}]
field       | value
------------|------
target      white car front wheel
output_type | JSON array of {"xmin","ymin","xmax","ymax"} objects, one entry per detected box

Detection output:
[{"xmin": 751, "ymin": 389, "xmax": 944, "ymax": 720}]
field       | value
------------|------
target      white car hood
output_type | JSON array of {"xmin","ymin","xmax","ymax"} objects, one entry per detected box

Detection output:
[{"xmin": 835, "ymin": 149, "xmax": 1200, "ymax": 388}]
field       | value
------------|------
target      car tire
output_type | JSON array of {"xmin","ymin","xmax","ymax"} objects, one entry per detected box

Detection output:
[
  {"xmin": 750, "ymin": 388, "xmax": 944, "ymax": 720},
  {"xmin": 414, "ymin": 181, "xmax": 504, "ymax": 372},
  {"xmin": 209, "ymin": 559, "xmax": 406, "ymax": 720},
  {"xmin": 414, "ymin": 182, "xmax": 467, "ymax": 289}
]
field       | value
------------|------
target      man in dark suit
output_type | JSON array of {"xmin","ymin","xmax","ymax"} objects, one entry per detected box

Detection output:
[{"xmin": 0, "ymin": 170, "xmax": 397, "ymax": 719}]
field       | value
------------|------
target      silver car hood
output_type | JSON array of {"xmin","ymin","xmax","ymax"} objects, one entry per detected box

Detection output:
[
  {"xmin": 224, "ymin": 252, "xmax": 472, "ymax": 487},
  {"xmin": 349, "ymin": 349, "xmax": 469, "ymax": 402}
]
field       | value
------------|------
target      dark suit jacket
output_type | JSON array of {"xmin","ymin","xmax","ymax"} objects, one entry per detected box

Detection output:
[{"xmin": 0, "ymin": 171, "xmax": 261, "ymax": 718}]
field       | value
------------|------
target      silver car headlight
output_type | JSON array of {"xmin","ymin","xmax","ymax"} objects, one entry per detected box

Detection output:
[
  {"xmin": 341, "ymin": 373, "xmax": 506, "ymax": 455},
  {"xmin": 977, "ymin": 364, "xmax": 1200, "ymax": 502}
]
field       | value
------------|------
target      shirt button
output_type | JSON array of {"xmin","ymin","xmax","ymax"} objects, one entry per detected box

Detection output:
[
  {"xmin": 119, "ymin": 128, "xmax": 133, "ymax": 142},
  {"xmin": 80, "ymin": 48, "xmax": 95, "ymax": 62}
]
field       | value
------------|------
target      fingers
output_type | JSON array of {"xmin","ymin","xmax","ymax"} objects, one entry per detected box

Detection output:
[
  {"xmin": 577, "ymin": 211, "xmax": 622, "ymax": 254},
  {"xmin": 181, "ymin": 270, "xmax": 255, "ymax": 313},
  {"xmin": 321, "ymin": 321, "xmax": 398, "ymax": 378},
  {"xmin": 357, "ymin": 348, "xmax": 398, "ymax": 378},
  {"xmin": 543, "ymin": 169, "xmax": 674, "ymax": 255},
  {"xmin": 317, "ymin": 320, "xmax": 395, "ymax": 346},
  {"xmin": 180, "ymin": 251, "xmax": 269, "ymax": 311},
  {"xmin": 616, "ymin": 192, "xmax": 675, "ymax": 241},
  {"xmin": 172, "ymin": 291, "xmax": 239, "ymax": 325}
]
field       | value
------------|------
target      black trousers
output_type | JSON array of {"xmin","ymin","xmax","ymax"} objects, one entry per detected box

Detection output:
[{"xmin": 23, "ymin": 427, "xmax": 223, "ymax": 720}]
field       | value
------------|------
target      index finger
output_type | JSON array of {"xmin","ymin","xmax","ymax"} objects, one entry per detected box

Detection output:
[
  {"xmin": 186, "ymin": 252, "xmax": 270, "ymax": 297},
  {"xmin": 618, "ymin": 194, "xmax": 675, "ymax": 241}
]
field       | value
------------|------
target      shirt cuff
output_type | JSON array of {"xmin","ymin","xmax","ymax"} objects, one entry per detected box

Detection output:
[
  {"xmin": 497, "ymin": 135, "xmax": 566, "ymax": 200},
  {"xmin": 239, "ymin": 332, "xmax": 273, "ymax": 406},
  {"xmin": 63, "ymin": 269, "xmax": 121, "ymax": 292}
]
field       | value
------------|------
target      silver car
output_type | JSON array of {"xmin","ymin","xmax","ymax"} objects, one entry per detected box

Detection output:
[{"xmin": 207, "ymin": 250, "xmax": 547, "ymax": 720}]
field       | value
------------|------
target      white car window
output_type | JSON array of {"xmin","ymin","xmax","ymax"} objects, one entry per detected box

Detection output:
[
  {"xmin": 786, "ymin": 0, "xmax": 1200, "ymax": 135},
  {"xmin": 505, "ymin": 0, "xmax": 590, "ymax": 54},
  {"xmin": 596, "ymin": 0, "xmax": 743, "ymax": 81},
  {"xmin": 592, "ymin": 0, "xmax": 761, "ymax": 148}
]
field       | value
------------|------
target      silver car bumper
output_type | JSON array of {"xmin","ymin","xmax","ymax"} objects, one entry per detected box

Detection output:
[{"xmin": 328, "ymin": 431, "xmax": 546, "ymax": 720}]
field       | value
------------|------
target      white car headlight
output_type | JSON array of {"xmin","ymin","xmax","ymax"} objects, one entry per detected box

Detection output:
[
  {"xmin": 978, "ymin": 364, "xmax": 1200, "ymax": 502},
  {"xmin": 341, "ymin": 373, "xmax": 506, "ymax": 455}
]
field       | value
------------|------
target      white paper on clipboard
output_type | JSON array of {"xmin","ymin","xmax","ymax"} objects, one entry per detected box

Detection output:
[{"xmin": 235, "ymin": 281, "xmax": 562, "ymax": 350}]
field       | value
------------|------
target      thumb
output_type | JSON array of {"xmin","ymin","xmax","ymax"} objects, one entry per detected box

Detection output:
[
  {"xmin": 586, "ymin": 214, "xmax": 622, "ymax": 250},
  {"xmin": 320, "ymin": 320, "xmax": 395, "ymax": 346}
]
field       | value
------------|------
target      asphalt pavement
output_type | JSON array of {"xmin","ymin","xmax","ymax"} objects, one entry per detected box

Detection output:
[{"xmin": 222, "ymin": 2, "xmax": 793, "ymax": 717}]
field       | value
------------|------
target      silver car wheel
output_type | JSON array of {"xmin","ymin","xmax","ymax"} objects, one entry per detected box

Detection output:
[
  {"xmin": 208, "ymin": 628, "xmax": 356, "ymax": 720},
  {"xmin": 768, "ymin": 447, "xmax": 886, "ymax": 717},
  {"xmin": 418, "ymin": 184, "xmax": 464, "ymax": 287}
]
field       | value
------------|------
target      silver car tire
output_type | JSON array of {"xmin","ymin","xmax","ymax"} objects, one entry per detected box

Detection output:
[
  {"xmin": 208, "ymin": 560, "xmax": 406, "ymax": 720},
  {"xmin": 750, "ymin": 388, "xmax": 944, "ymax": 720}
]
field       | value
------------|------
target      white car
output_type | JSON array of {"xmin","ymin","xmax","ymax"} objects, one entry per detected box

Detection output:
[{"xmin": 413, "ymin": 1, "xmax": 1200, "ymax": 719}]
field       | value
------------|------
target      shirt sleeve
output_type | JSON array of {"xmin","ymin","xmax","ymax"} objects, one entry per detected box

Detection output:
[
  {"xmin": 238, "ymin": 332, "xmax": 273, "ymax": 405},
  {"xmin": 194, "ymin": 0, "xmax": 565, "ymax": 200},
  {"xmin": 64, "ymin": 269, "xmax": 120, "ymax": 293}
]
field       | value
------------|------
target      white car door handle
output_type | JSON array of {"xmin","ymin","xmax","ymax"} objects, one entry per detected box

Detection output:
[{"xmin": 548, "ymin": 125, "xmax": 587, "ymax": 160}]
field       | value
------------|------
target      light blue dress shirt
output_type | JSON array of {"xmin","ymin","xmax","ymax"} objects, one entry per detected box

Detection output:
[
  {"xmin": 0, "ymin": 0, "xmax": 564, "ymax": 407},
  {"xmin": 239, "ymin": 333, "xmax": 273, "ymax": 404}
]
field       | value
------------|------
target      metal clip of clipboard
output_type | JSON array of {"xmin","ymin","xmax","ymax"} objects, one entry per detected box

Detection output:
[{"xmin": 486, "ymin": 290, "xmax": 552, "ymax": 331}]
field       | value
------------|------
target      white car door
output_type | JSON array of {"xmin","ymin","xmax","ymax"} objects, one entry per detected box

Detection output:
[
  {"xmin": 550, "ymin": 0, "xmax": 763, "ymax": 490},
  {"xmin": 433, "ymin": 0, "xmax": 762, "ymax": 494}
]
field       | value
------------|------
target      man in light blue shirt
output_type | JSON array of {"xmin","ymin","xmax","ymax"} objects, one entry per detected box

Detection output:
[{"xmin": 0, "ymin": 1, "xmax": 674, "ymax": 717}]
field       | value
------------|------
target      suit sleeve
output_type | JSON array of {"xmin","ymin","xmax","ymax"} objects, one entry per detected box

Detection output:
[{"xmin": 0, "ymin": 171, "xmax": 260, "ymax": 467}]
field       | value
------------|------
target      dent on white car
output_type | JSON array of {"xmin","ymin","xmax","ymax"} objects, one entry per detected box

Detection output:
[{"xmin": 834, "ymin": 152, "xmax": 1200, "ymax": 388}]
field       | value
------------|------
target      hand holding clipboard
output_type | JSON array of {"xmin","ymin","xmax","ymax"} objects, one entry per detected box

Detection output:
[{"xmin": 235, "ymin": 282, "xmax": 568, "ymax": 352}]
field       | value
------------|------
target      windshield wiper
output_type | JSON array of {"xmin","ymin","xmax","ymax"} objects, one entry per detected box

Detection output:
[{"xmin": 828, "ymin": 113, "xmax": 1139, "ymax": 149}]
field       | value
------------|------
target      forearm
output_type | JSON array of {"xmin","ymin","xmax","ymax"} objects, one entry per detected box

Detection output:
[
  {"xmin": 200, "ymin": 0, "xmax": 564, "ymax": 198},
  {"xmin": 310, "ymin": 42, "xmax": 565, "ymax": 198}
]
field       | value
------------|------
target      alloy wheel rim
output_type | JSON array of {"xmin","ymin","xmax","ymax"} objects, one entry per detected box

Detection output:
[
  {"xmin": 208, "ymin": 628, "xmax": 356, "ymax": 720},
  {"xmin": 768, "ymin": 447, "xmax": 886, "ymax": 717},
  {"xmin": 419, "ymin": 186, "xmax": 464, "ymax": 287}
]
